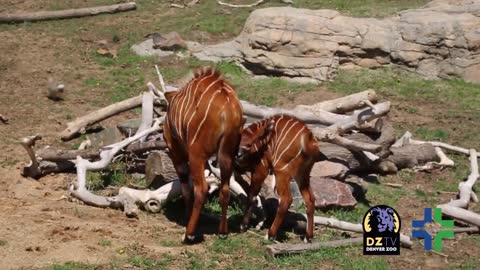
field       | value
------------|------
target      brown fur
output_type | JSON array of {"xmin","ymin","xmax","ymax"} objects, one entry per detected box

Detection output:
[
  {"xmin": 163, "ymin": 66, "xmax": 244, "ymax": 243},
  {"xmin": 235, "ymin": 114, "xmax": 323, "ymax": 242}
]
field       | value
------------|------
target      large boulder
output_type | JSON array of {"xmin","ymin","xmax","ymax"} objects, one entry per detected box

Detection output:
[{"xmin": 194, "ymin": 0, "xmax": 480, "ymax": 83}]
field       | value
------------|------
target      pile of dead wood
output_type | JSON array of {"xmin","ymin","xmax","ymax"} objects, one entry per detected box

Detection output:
[{"xmin": 19, "ymin": 66, "xmax": 479, "ymax": 256}]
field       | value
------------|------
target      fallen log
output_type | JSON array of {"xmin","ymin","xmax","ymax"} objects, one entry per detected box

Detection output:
[
  {"xmin": 0, "ymin": 2, "xmax": 137, "ymax": 23},
  {"xmin": 218, "ymin": 0, "xmax": 265, "ymax": 8},
  {"xmin": 295, "ymin": 89, "xmax": 378, "ymax": 114},
  {"xmin": 60, "ymin": 95, "xmax": 143, "ymax": 141},
  {"xmin": 312, "ymin": 102, "xmax": 390, "ymax": 150},
  {"xmin": 266, "ymin": 237, "xmax": 363, "ymax": 258},
  {"xmin": 37, "ymin": 140, "xmax": 167, "ymax": 162},
  {"xmin": 376, "ymin": 143, "xmax": 439, "ymax": 173},
  {"xmin": 394, "ymin": 131, "xmax": 479, "ymax": 158}
]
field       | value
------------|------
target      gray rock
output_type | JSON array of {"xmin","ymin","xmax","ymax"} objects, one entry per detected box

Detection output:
[
  {"xmin": 87, "ymin": 127, "xmax": 124, "ymax": 149},
  {"xmin": 193, "ymin": 0, "xmax": 480, "ymax": 84},
  {"xmin": 117, "ymin": 118, "xmax": 142, "ymax": 137},
  {"xmin": 152, "ymin": 31, "xmax": 187, "ymax": 51},
  {"xmin": 131, "ymin": 38, "xmax": 174, "ymax": 58},
  {"xmin": 145, "ymin": 151, "xmax": 178, "ymax": 188}
]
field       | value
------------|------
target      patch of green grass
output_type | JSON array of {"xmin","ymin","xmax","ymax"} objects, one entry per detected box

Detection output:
[
  {"xmin": 183, "ymin": 251, "xmax": 218, "ymax": 270},
  {"xmin": 129, "ymin": 255, "xmax": 172, "ymax": 270},
  {"xmin": 397, "ymin": 169, "xmax": 415, "ymax": 183},
  {"xmin": 89, "ymin": 43, "xmax": 155, "ymax": 103},
  {"xmin": 326, "ymin": 67, "xmax": 480, "ymax": 151},
  {"xmin": 434, "ymin": 177, "xmax": 458, "ymax": 193},
  {"xmin": 321, "ymin": 207, "xmax": 366, "ymax": 224},
  {"xmin": 448, "ymin": 258, "xmax": 480, "ymax": 270},
  {"xmin": 159, "ymin": 239, "xmax": 181, "ymax": 247},
  {"xmin": 98, "ymin": 238, "xmax": 112, "ymax": 247},
  {"xmin": 46, "ymin": 262, "xmax": 97, "ymax": 270},
  {"xmin": 414, "ymin": 188, "xmax": 438, "ymax": 205},
  {"xmin": 216, "ymin": 60, "xmax": 317, "ymax": 106},
  {"xmin": 203, "ymin": 196, "xmax": 244, "ymax": 217},
  {"xmin": 210, "ymin": 236, "xmax": 262, "ymax": 255},
  {"xmin": 326, "ymin": 67, "xmax": 480, "ymax": 116},
  {"xmin": 0, "ymin": 239, "xmax": 7, "ymax": 246},
  {"xmin": 273, "ymin": 245, "xmax": 387, "ymax": 270},
  {"xmin": 86, "ymin": 164, "xmax": 128, "ymax": 191},
  {"xmin": 367, "ymin": 182, "xmax": 407, "ymax": 208},
  {"xmin": 415, "ymin": 127, "xmax": 449, "ymax": 142},
  {"xmin": 293, "ymin": 0, "xmax": 429, "ymax": 18},
  {"xmin": 84, "ymin": 78, "xmax": 99, "ymax": 88}
]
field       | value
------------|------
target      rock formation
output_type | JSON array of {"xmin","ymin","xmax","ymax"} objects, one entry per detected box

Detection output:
[{"xmin": 193, "ymin": 0, "xmax": 480, "ymax": 83}]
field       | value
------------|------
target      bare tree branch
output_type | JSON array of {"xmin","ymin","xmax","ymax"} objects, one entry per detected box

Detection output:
[
  {"xmin": 218, "ymin": 0, "xmax": 265, "ymax": 8},
  {"xmin": 0, "ymin": 2, "xmax": 137, "ymax": 23}
]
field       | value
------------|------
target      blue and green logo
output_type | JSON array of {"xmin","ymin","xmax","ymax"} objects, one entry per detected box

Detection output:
[{"xmin": 411, "ymin": 207, "xmax": 454, "ymax": 251}]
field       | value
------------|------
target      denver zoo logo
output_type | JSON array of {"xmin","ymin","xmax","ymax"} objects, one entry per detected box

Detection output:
[{"xmin": 362, "ymin": 205, "xmax": 401, "ymax": 255}]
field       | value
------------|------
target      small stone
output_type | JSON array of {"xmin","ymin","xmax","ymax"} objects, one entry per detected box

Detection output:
[
  {"xmin": 117, "ymin": 118, "xmax": 142, "ymax": 137},
  {"xmin": 152, "ymin": 31, "xmax": 187, "ymax": 51},
  {"xmin": 131, "ymin": 39, "xmax": 174, "ymax": 58},
  {"xmin": 88, "ymin": 127, "xmax": 124, "ymax": 149}
]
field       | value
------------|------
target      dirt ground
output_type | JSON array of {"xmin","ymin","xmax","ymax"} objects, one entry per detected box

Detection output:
[{"xmin": 0, "ymin": 1, "xmax": 479, "ymax": 269}]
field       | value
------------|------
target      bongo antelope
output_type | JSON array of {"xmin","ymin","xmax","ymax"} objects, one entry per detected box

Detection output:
[
  {"xmin": 235, "ymin": 114, "xmax": 324, "ymax": 242},
  {"xmin": 163, "ymin": 67, "xmax": 244, "ymax": 243}
]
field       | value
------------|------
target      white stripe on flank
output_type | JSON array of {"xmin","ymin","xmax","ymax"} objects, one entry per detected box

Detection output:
[
  {"xmin": 185, "ymin": 77, "xmax": 222, "ymax": 140},
  {"xmin": 176, "ymin": 77, "xmax": 196, "ymax": 140},
  {"xmin": 190, "ymin": 90, "xmax": 222, "ymax": 146},
  {"xmin": 223, "ymin": 83, "xmax": 236, "ymax": 94},
  {"xmin": 272, "ymin": 118, "xmax": 295, "ymax": 160},
  {"xmin": 271, "ymin": 116, "xmax": 285, "ymax": 154},
  {"xmin": 278, "ymin": 146, "xmax": 302, "ymax": 171},
  {"xmin": 180, "ymin": 72, "xmax": 217, "ymax": 141},
  {"xmin": 273, "ymin": 126, "xmax": 305, "ymax": 167}
]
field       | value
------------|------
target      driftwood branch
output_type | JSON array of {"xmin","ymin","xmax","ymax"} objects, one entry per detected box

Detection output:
[
  {"xmin": 69, "ymin": 91, "xmax": 163, "ymax": 216},
  {"xmin": 60, "ymin": 95, "xmax": 143, "ymax": 141},
  {"xmin": 266, "ymin": 237, "xmax": 363, "ymax": 257},
  {"xmin": 0, "ymin": 2, "xmax": 137, "ymax": 23},
  {"xmin": 394, "ymin": 132, "xmax": 480, "ymax": 227},
  {"xmin": 37, "ymin": 141, "xmax": 167, "ymax": 162},
  {"xmin": 145, "ymin": 82, "xmax": 386, "ymax": 152},
  {"xmin": 312, "ymin": 102, "xmax": 390, "ymax": 152},
  {"xmin": 217, "ymin": 0, "xmax": 265, "ymax": 8},
  {"xmin": 394, "ymin": 131, "xmax": 479, "ymax": 158},
  {"xmin": 295, "ymin": 89, "xmax": 378, "ymax": 114},
  {"xmin": 437, "ymin": 149, "xmax": 480, "ymax": 227},
  {"xmin": 240, "ymin": 100, "xmax": 348, "ymax": 125}
]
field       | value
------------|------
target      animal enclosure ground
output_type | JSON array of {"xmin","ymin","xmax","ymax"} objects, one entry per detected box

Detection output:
[{"xmin": 0, "ymin": 0, "xmax": 479, "ymax": 269}]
